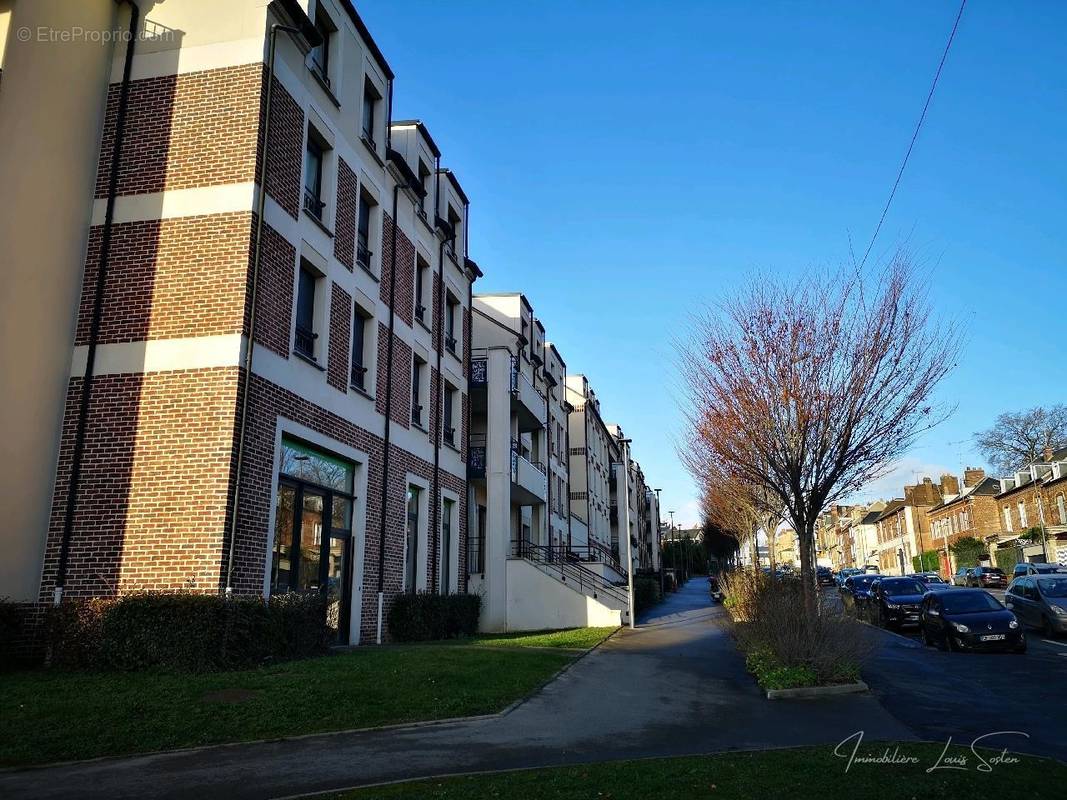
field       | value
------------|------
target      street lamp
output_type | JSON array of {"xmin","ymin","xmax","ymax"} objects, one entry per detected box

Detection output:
[{"xmin": 654, "ymin": 488, "xmax": 664, "ymax": 595}]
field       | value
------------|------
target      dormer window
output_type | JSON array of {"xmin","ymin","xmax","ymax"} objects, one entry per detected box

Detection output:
[
  {"xmin": 444, "ymin": 292, "xmax": 459, "ymax": 355},
  {"xmin": 310, "ymin": 6, "xmax": 335, "ymax": 88},
  {"xmin": 303, "ymin": 127, "xmax": 328, "ymax": 221},
  {"xmin": 446, "ymin": 205, "xmax": 461, "ymax": 258},
  {"xmin": 417, "ymin": 161, "xmax": 432, "ymax": 221},
  {"xmin": 362, "ymin": 79, "xmax": 380, "ymax": 149}
]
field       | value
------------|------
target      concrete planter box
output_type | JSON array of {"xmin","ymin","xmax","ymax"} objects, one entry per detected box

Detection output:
[{"xmin": 765, "ymin": 680, "xmax": 868, "ymax": 700}]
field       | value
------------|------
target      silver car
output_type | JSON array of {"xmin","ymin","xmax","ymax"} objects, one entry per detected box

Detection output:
[{"xmin": 1005, "ymin": 576, "xmax": 1067, "ymax": 637}]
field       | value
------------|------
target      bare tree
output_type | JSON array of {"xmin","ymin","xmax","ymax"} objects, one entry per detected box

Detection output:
[
  {"xmin": 974, "ymin": 405, "xmax": 1067, "ymax": 474},
  {"xmin": 678, "ymin": 252, "xmax": 959, "ymax": 617}
]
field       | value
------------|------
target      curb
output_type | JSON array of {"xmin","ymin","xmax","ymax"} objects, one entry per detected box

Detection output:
[{"xmin": 765, "ymin": 680, "xmax": 869, "ymax": 700}]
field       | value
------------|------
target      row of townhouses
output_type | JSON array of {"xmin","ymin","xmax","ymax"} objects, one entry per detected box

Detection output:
[
  {"xmin": 815, "ymin": 448, "xmax": 1067, "ymax": 576},
  {"xmin": 0, "ymin": 0, "xmax": 660, "ymax": 645}
]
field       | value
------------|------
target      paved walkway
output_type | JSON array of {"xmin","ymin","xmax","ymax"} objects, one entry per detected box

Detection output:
[{"xmin": 0, "ymin": 580, "xmax": 912, "ymax": 800}]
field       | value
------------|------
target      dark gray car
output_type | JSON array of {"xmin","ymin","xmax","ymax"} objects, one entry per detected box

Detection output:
[{"xmin": 1005, "ymin": 576, "xmax": 1067, "ymax": 637}]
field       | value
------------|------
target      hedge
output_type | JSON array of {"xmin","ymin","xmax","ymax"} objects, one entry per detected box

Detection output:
[
  {"xmin": 45, "ymin": 591, "xmax": 329, "ymax": 672},
  {"xmin": 634, "ymin": 576, "xmax": 662, "ymax": 611},
  {"xmin": 910, "ymin": 550, "xmax": 942, "ymax": 572},
  {"xmin": 949, "ymin": 536, "xmax": 987, "ymax": 568},
  {"xmin": 0, "ymin": 600, "xmax": 26, "ymax": 669},
  {"xmin": 995, "ymin": 547, "xmax": 1023, "ymax": 574},
  {"xmin": 387, "ymin": 592, "xmax": 481, "ymax": 642}
]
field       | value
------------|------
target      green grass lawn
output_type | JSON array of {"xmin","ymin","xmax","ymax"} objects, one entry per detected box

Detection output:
[
  {"xmin": 0, "ymin": 641, "xmax": 579, "ymax": 768},
  {"xmin": 467, "ymin": 626, "xmax": 617, "ymax": 650},
  {"xmin": 334, "ymin": 744, "xmax": 1067, "ymax": 800}
]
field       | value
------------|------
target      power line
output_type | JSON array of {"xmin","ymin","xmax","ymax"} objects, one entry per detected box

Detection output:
[{"xmin": 859, "ymin": 0, "xmax": 968, "ymax": 268}]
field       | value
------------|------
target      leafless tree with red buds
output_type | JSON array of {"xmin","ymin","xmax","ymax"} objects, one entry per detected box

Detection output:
[{"xmin": 679, "ymin": 251, "xmax": 959, "ymax": 617}]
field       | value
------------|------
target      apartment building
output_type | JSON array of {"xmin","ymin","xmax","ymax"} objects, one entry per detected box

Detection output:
[
  {"xmin": 928, "ymin": 468, "xmax": 1001, "ymax": 552},
  {"xmin": 874, "ymin": 477, "xmax": 950, "ymax": 575},
  {"xmin": 566, "ymin": 375, "xmax": 618, "ymax": 554},
  {"xmin": 994, "ymin": 447, "xmax": 1067, "ymax": 566},
  {"xmin": 468, "ymin": 294, "xmax": 629, "ymax": 631},
  {"xmin": 0, "ymin": 0, "xmax": 481, "ymax": 645}
]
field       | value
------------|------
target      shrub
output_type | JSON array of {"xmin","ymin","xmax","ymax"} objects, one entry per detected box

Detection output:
[
  {"xmin": 387, "ymin": 593, "xmax": 481, "ymax": 642},
  {"xmin": 949, "ymin": 536, "xmax": 987, "ymax": 568},
  {"xmin": 995, "ymin": 547, "xmax": 1023, "ymax": 574},
  {"xmin": 0, "ymin": 600, "xmax": 27, "ymax": 669},
  {"xmin": 722, "ymin": 569, "xmax": 872, "ymax": 687},
  {"xmin": 911, "ymin": 550, "xmax": 941, "ymax": 572},
  {"xmin": 633, "ymin": 576, "xmax": 662, "ymax": 611},
  {"xmin": 46, "ymin": 592, "xmax": 329, "ymax": 672}
]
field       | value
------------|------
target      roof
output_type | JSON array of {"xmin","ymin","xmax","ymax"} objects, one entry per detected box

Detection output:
[
  {"xmin": 930, "ymin": 477, "xmax": 1001, "ymax": 512},
  {"xmin": 438, "ymin": 168, "xmax": 469, "ymax": 205},
  {"xmin": 390, "ymin": 120, "xmax": 441, "ymax": 158},
  {"xmin": 860, "ymin": 511, "xmax": 882, "ymax": 526},
  {"xmin": 876, "ymin": 499, "xmax": 906, "ymax": 521}
]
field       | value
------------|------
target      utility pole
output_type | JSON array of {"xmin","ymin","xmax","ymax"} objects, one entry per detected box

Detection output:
[{"xmin": 668, "ymin": 510, "xmax": 677, "ymax": 586}]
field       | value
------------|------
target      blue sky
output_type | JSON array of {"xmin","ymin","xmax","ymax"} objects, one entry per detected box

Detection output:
[{"xmin": 362, "ymin": 0, "xmax": 1066, "ymax": 525}]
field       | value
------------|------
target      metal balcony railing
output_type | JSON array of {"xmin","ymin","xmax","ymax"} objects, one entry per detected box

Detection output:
[
  {"xmin": 350, "ymin": 363, "xmax": 367, "ymax": 390},
  {"xmin": 294, "ymin": 324, "xmax": 317, "ymax": 358},
  {"xmin": 356, "ymin": 241, "xmax": 373, "ymax": 272},
  {"xmin": 443, "ymin": 425, "xmax": 456, "ymax": 447},
  {"xmin": 303, "ymin": 187, "xmax": 326, "ymax": 220},
  {"xmin": 445, "ymin": 334, "xmax": 457, "ymax": 354},
  {"xmin": 514, "ymin": 541, "xmax": 628, "ymax": 606},
  {"xmin": 468, "ymin": 434, "xmax": 487, "ymax": 479}
]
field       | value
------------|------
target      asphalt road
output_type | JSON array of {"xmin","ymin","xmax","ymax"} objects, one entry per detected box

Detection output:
[{"xmin": 828, "ymin": 585, "xmax": 1067, "ymax": 760}]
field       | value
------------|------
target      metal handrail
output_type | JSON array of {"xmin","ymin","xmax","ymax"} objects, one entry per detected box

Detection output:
[{"xmin": 515, "ymin": 541, "xmax": 628, "ymax": 605}]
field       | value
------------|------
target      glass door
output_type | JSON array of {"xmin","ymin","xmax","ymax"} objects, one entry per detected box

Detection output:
[{"xmin": 273, "ymin": 438, "xmax": 357, "ymax": 645}]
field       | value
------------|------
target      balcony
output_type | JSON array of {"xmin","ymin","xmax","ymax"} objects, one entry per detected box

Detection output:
[
  {"xmin": 467, "ymin": 437, "xmax": 487, "ymax": 480},
  {"xmin": 511, "ymin": 440, "xmax": 546, "ymax": 506},
  {"xmin": 511, "ymin": 358, "xmax": 546, "ymax": 432},
  {"xmin": 294, "ymin": 324, "xmax": 317, "ymax": 359}
]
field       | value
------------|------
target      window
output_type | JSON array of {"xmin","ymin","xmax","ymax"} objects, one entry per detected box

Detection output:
[
  {"xmin": 356, "ymin": 192, "xmax": 374, "ymax": 271},
  {"xmin": 469, "ymin": 504, "xmax": 486, "ymax": 574},
  {"xmin": 303, "ymin": 128, "xmax": 328, "ymax": 220},
  {"xmin": 294, "ymin": 262, "xmax": 319, "ymax": 359},
  {"xmin": 447, "ymin": 205, "xmax": 462, "ymax": 258},
  {"xmin": 362, "ymin": 79, "xmax": 380, "ymax": 147},
  {"xmin": 440, "ymin": 498, "xmax": 455, "ymax": 593},
  {"xmin": 1003, "ymin": 506, "xmax": 1013, "ymax": 532},
  {"xmin": 414, "ymin": 257, "xmax": 429, "ymax": 324},
  {"xmin": 1018, "ymin": 501, "xmax": 1028, "ymax": 529},
  {"xmin": 443, "ymin": 382, "xmax": 456, "ymax": 447},
  {"xmin": 310, "ymin": 5, "xmax": 334, "ymax": 87},
  {"xmin": 351, "ymin": 307, "xmax": 369, "ymax": 390},
  {"xmin": 444, "ymin": 292, "xmax": 459, "ymax": 354},
  {"xmin": 417, "ymin": 160, "xmax": 432, "ymax": 221},
  {"xmin": 411, "ymin": 355, "xmax": 425, "ymax": 427},
  {"xmin": 405, "ymin": 485, "xmax": 420, "ymax": 592}
]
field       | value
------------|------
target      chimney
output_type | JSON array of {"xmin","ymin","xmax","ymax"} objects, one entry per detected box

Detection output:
[
  {"xmin": 1043, "ymin": 446, "xmax": 1054, "ymax": 463},
  {"xmin": 940, "ymin": 474, "xmax": 960, "ymax": 497},
  {"xmin": 963, "ymin": 467, "xmax": 985, "ymax": 488},
  {"xmin": 903, "ymin": 485, "xmax": 915, "ymax": 504}
]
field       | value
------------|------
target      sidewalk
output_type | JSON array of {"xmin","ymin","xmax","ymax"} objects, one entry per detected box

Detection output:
[{"xmin": 0, "ymin": 579, "xmax": 913, "ymax": 800}]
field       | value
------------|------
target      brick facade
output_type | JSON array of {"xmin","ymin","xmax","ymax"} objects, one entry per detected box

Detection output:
[
  {"xmin": 75, "ymin": 213, "xmax": 254, "ymax": 346},
  {"xmin": 36, "ymin": 13, "xmax": 477, "ymax": 649}
]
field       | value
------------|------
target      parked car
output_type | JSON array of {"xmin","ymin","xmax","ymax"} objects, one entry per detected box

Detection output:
[
  {"xmin": 817, "ymin": 566, "xmax": 835, "ymax": 587},
  {"xmin": 1005, "ymin": 576, "xmax": 1067, "ymax": 638},
  {"xmin": 967, "ymin": 566, "xmax": 1007, "ymax": 589},
  {"xmin": 909, "ymin": 572, "xmax": 946, "ymax": 585},
  {"xmin": 951, "ymin": 567, "xmax": 975, "ymax": 586},
  {"xmin": 1012, "ymin": 562, "xmax": 1067, "ymax": 580},
  {"xmin": 836, "ymin": 567, "xmax": 863, "ymax": 587},
  {"xmin": 868, "ymin": 577, "xmax": 927, "ymax": 629},
  {"xmin": 919, "ymin": 588, "xmax": 1025, "ymax": 653},
  {"xmin": 840, "ymin": 574, "xmax": 880, "ymax": 617}
]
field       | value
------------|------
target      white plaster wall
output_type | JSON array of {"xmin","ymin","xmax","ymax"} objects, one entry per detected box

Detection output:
[{"xmin": 503, "ymin": 559, "xmax": 622, "ymax": 632}]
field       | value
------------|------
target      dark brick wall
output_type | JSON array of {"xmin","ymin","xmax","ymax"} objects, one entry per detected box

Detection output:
[{"xmin": 328, "ymin": 283, "xmax": 352, "ymax": 392}]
